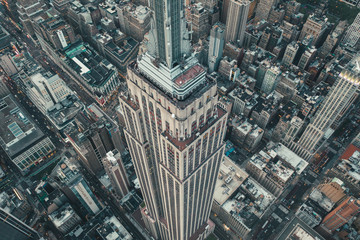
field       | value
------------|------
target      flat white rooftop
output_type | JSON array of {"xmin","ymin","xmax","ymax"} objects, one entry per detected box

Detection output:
[{"xmin": 213, "ymin": 156, "xmax": 248, "ymax": 205}]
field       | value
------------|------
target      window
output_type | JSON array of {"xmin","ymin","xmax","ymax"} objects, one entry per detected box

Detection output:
[
  {"xmin": 191, "ymin": 120, "xmax": 197, "ymax": 133},
  {"xmin": 166, "ymin": 121, "xmax": 170, "ymax": 132},
  {"xmin": 199, "ymin": 115, "xmax": 204, "ymax": 127},
  {"xmin": 206, "ymin": 108, "xmax": 212, "ymax": 122}
]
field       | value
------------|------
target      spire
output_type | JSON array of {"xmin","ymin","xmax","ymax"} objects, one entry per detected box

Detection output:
[{"xmin": 148, "ymin": 0, "xmax": 191, "ymax": 68}]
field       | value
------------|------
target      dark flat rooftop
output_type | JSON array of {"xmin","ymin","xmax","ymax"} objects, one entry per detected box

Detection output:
[
  {"xmin": 105, "ymin": 37, "xmax": 138, "ymax": 62},
  {"xmin": 0, "ymin": 95, "xmax": 45, "ymax": 158},
  {"xmin": 0, "ymin": 209, "xmax": 40, "ymax": 240},
  {"xmin": 65, "ymin": 42, "xmax": 116, "ymax": 87}
]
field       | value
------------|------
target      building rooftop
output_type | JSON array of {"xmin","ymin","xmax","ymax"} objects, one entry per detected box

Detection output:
[
  {"xmin": 239, "ymin": 178, "xmax": 276, "ymax": 217},
  {"xmin": 0, "ymin": 95, "xmax": 45, "ymax": 158},
  {"xmin": 249, "ymin": 143, "xmax": 307, "ymax": 184},
  {"xmin": 309, "ymin": 188, "xmax": 335, "ymax": 212},
  {"xmin": 129, "ymin": 61, "xmax": 216, "ymax": 109},
  {"xmin": 62, "ymin": 42, "xmax": 117, "ymax": 88},
  {"xmin": 271, "ymin": 143, "xmax": 308, "ymax": 174},
  {"xmin": 52, "ymin": 157, "xmax": 81, "ymax": 186},
  {"xmin": 213, "ymin": 156, "xmax": 249, "ymax": 205},
  {"xmin": 297, "ymin": 203, "xmax": 322, "ymax": 225},
  {"xmin": 250, "ymin": 150, "xmax": 294, "ymax": 183},
  {"xmin": 49, "ymin": 203, "xmax": 78, "ymax": 228},
  {"xmin": 47, "ymin": 94, "xmax": 84, "ymax": 129},
  {"xmin": 105, "ymin": 37, "xmax": 138, "ymax": 62},
  {"xmin": 221, "ymin": 176, "xmax": 276, "ymax": 228},
  {"xmin": 130, "ymin": 5, "xmax": 151, "ymax": 22},
  {"xmin": 12, "ymin": 52, "xmax": 42, "ymax": 76},
  {"xmin": 229, "ymin": 87, "xmax": 259, "ymax": 109},
  {"xmin": 276, "ymin": 216, "xmax": 325, "ymax": 240},
  {"xmin": 96, "ymin": 215, "xmax": 132, "ymax": 240},
  {"xmin": 174, "ymin": 64, "xmax": 205, "ymax": 87}
]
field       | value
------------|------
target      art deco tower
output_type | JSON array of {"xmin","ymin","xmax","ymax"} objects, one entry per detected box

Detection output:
[
  {"xmin": 288, "ymin": 55, "xmax": 360, "ymax": 160},
  {"xmin": 118, "ymin": 0, "xmax": 228, "ymax": 239},
  {"xmin": 224, "ymin": 0, "xmax": 250, "ymax": 47}
]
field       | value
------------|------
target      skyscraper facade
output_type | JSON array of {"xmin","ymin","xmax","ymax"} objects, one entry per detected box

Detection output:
[
  {"xmin": 119, "ymin": 0, "xmax": 228, "ymax": 239},
  {"xmin": 151, "ymin": 0, "xmax": 190, "ymax": 68},
  {"xmin": 254, "ymin": 0, "xmax": 277, "ymax": 23},
  {"xmin": 282, "ymin": 41, "xmax": 299, "ymax": 66},
  {"xmin": 288, "ymin": 55, "xmax": 360, "ymax": 160},
  {"xmin": 342, "ymin": 12, "xmax": 360, "ymax": 49},
  {"xmin": 17, "ymin": 0, "xmax": 47, "ymax": 37},
  {"xmin": 208, "ymin": 23, "xmax": 225, "ymax": 73},
  {"xmin": 224, "ymin": 0, "xmax": 250, "ymax": 47},
  {"xmin": 261, "ymin": 66, "xmax": 281, "ymax": 94},
  {"xmin": 102, "ymin": 150, "xmax": 130, "ymax": 200}
]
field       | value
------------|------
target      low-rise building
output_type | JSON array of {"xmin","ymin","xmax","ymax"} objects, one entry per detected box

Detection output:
[
  {"xmin": 0, "ymin": 191, "xmax": 32, "ymax": 221},
  {"xmin": 246, "ymin": 142, "xmax": 308, "ymax": 196},
  {"xmin": 230, "ymin": 117, "xmax": 264, "ymax": 151},
  {"xmin": 33, "ymin": 9, "xmax": 79, "ymax": 51},
  {"xmin": 330, "ymin": 145, "xmax": 360, "ymax": 193},
  {"xmin": 96, "ymin": 215, "xmax": 133, "ymax": 240},
  {"xmin": 49, "ymin": 203, "xmax": 81, "ymax": 234},
  {"xmin": 24, "ymin": 72, "xmax": 83, "ymax": 130},
  {"xmin": 59, "ymin": 42, "xmax": 120, "ymax": 106},
  {"xmin": 212, "ymin": 157, "xmax": 275, "ymax": 239},
  {"xmin": 117, "ymin": 4, "xmax": 151, "ymax": 42},
  {"xmin": 228, "ymin": 87, "xmax": 259, "ymax": 117},
  {"xmin": 100, "ymin": 38, "xmax": 139, "ymax": 72},
  {"xmin": 0, "ymin": 95, "xmax": 56, "ymax": 173},
  {"xmin": 250, "ymin": 91, "xmax": 283, "ymax": 129},
  {"xmin": 296, "ymin": 203, "xmax": 322, "ymax": 228},
  {"xmin": 309, "ymin": 188, "xmax": 336, "ymax": 213}
]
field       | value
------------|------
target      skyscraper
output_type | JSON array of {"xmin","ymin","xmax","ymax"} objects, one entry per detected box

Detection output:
[
  {"xmin": 321, "ymin": 197, "xmax": 360, "ymax": 232},
  {"xmin": 56, "ymin": 159, "xmax": 102, "ymax": 215},
  {"xmin": 254, "ymin": 0, "xmax": 277, "ymax": 23},
  {"xmin": 150, "ymin": 0, "xmax": 191, "ymax": 68},
  {"xmin": 342, "ymin": 12, "xmax": 360, "ymax": 49},
  {"xmin": 208, "ymin": 23, "xmax": 225, "ymax": 73},
  {"xmin": 119, "ymin": 0, "xmax": 229, "ymax": 239},
  {"xmin": 261, "ymin": 66, "xmax": 281, "ymax": 94},
  {"xmin": 298, "ymin": 14, "xmax": 327, "ymax": 47},
  {"xmin": 102, "ymin": 150, "xmax": 130, "ymax": 200},
  {"xmin": 282, "ymin": 41, "xmax": 299, "ymax": 66},
  {"xmin": 17, "ymin": 0, "xmax": 47, "ymax": 37},
  {"xmin": 224, "ymin": 0, "xmax": 250, "ymax": 47},
  {"xmin": 288, "ymin": 55, "xmax": 360, "ymax": 160}
]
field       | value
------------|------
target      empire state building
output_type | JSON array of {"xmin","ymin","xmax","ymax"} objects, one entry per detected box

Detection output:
[{"xmin": 118, "ymin": 0, "xmax": 229, "ymax": 239}]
